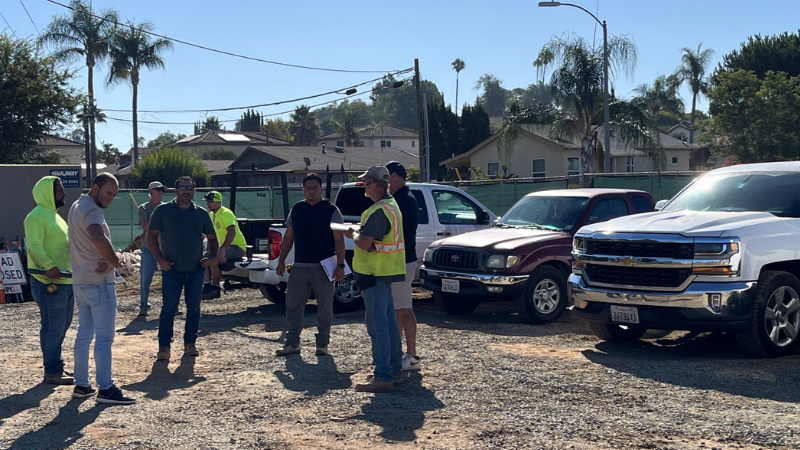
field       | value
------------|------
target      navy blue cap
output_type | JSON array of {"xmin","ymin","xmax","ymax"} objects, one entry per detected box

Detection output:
[{"xmin": 386, "ymin": 161, "xmax": 407, "ymax": 179}]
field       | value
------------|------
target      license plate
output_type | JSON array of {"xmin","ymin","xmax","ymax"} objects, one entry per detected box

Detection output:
[
  {"xmin": 610, "ymin": 305, "xmax": 639, "ymax": 324},
  {"xmin": 441, "ymin": 278, "xmax": 460, "ymax": 293},
  {"xmin": 232, "ymin": 268, "xmax": 250, "ymax": 278}
]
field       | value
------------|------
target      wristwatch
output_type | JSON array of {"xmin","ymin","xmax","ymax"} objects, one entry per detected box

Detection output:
[{"xmin": 337, "ymin": 263, "xmax": 345, "ymax": 268}]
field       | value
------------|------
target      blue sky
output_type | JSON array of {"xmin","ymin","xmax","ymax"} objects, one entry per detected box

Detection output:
[{"xmin": 3, "ymin": 0, "xmax": 799, "ymax": 151}]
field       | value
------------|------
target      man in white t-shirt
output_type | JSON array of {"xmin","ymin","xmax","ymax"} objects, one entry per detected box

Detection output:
[{"xmin": 68, "ymin": 173, "xmax": 135, "ymax": 405}]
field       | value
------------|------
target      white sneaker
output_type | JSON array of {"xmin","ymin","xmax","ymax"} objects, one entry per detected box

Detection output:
[{"xmin": 402, "ymin": 354, "xmax": 421, "ymax": 371}]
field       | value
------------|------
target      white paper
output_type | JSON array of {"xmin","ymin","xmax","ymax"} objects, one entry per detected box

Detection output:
[
  {"xmin": 330, "ymin": 222, "xmax": 359, "ymax": 232},
  {"xmin": 320, "ymin": 255, "xmax": 352, "ymax": 281}
]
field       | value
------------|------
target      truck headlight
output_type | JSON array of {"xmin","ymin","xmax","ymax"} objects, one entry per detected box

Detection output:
[
  {"xmin": 486, "ymin": 254, "xmax": 520, "ymax": 269},
  {"xmin": 423, "ymin": 248, "xmax": 435, "ymax": 263},
  {"xmin": 573, "ymin": 237, "xmax": 586, "ymax": 252},
  {"xmin": 692, "ymin": 239, "xmax": 741, "ymax": 276}
]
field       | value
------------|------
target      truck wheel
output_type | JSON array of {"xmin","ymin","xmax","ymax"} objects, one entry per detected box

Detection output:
[
  {"xmin": 433, "ymin": 292, "xmax": 479, "ymax": 315},
  {"xmin": 258, "ymin": 284, "xmax": 286, "ymax": 304},
  {"xmin": 516, "ymin": 266, "xmax": 567, "ymax": 324},
  {"xmin": 333, "ymin": 273, "xmax": 363, "ymax": 313},
  {"xmin": 735, "ymin": 270, "xmax": 800, "ymax": 357},
  {"xmin": 589, "ymin": 322, "xmax": 647, "ymax": 343}
]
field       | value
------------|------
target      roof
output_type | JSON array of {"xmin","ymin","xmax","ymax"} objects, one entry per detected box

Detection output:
[
  {"xmin": 37, "ymin": 134, "xmax": 83, "ymax": 146},
  {"xmin": 526, "ymin": 188, "xmax": 649, "ymax": 197},
  {"xmin": 318, "ymin": 126, "xmax": 418, "ymax": 140},
  {"xmin": 174, "ymin": 130, "xmax": 292, "ymax": 146},
  {"xmin": 124, "ymin": 147, "xmax": 154, "ymax": 156},
  {"xmin": 711, "ymin": 161, "xmax": 800, "ymax": 174},
  {"xmin": 230, "ymin": 145, "xmax": 420, "ymax": 173}
]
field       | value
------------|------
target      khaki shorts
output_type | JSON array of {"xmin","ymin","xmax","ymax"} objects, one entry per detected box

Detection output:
[{"xmin": 391, "ymin": 262, "xmax": 416, "ymax": 310}]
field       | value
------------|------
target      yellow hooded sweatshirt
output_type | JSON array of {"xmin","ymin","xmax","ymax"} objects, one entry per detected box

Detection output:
[{"xmin": 23, "ymin": 176, "xmax": 72, "ymax": 284}]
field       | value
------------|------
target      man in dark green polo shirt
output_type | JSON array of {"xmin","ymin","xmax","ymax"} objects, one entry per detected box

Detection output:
[{"xmin": 147, "ymin": 176, "xmax": 217, "ymax": 361}]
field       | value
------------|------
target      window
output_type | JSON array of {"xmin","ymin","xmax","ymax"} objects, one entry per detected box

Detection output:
[
  {"xmin": 567, "ymin": 157, "xmax": 579, "ymax": 176},
  {"xmin": 432, "ymin": 190, "xmax": 481, "ymax": 224},
  {"xmin": 411, "ymin": 189, "xmax": 429, "ymax": 224},
  {"xmin": 626, "ymin": 156, "xmax": 635, "ymax": 173},
  {"xmin": 487, "ymin": 162, "xmax": 499, "ymax": 178},
  {"xmin": 671, "ymin": 156, "xmax": 679, "ymax": 165},
  {"xmin": 631, "ymin": 195, "xmax": 653, "ymax": 213},
  {"xmin": 587, "ymin": 198, "xmax": 629, "ymax": 224},
  {"xmin": 531, "ymin": 159, "xmax": 545, "ymax": 178},
  {"xmin": 336, "ymin": 140, "xmax": 344, "ymax": 147},
  {"xmin": 412, "ymin": 141, "xmax": 415, "ymax": 147},
  {"xmin": 380, "ymin": 140, "xmax": 392, "ymax": 147}
]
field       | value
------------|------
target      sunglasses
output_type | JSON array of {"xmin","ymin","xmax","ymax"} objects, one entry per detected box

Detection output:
[{"xmin": 177, "ymin": 185, "xmax": 195, "ymax": 191}]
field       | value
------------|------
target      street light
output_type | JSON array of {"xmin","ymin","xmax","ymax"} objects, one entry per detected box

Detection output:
[{"xmin": 538, "ymin": 1, "xmax": 611, "ymax": 173}]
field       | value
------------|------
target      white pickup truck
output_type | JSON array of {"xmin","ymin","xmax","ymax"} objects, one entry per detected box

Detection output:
[
  {"xmin": 223, "ymin": 182, "xmax": 497, "ymax": 312},
  {"xmin": 569, "ymin": 162, "xmax": 800, "ymax": 357}
]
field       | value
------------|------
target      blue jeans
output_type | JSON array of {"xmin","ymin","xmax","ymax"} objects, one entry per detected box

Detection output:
[
  {"xmin": 159, "ymin": 267, "xmax": 204, "ymax": 348},
  {"xmin": 139, "ymin": 247, "xmax": 157, "ymax": 311},
  {"xmin": 362, "ymin": 281, "xmax": 403, "ymax": 382},
  {"xmin": 30, "ymin": 278, "xmax": 74, "ymax": 377},
  {"xmin": 73, "ymin": 282, "xmax": 117, "ymax": 390}
]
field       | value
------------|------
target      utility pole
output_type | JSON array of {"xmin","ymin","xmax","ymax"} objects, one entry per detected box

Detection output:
[{"xmin": 414, "ymin": 59, "xmax": 426, "ymax": 181}]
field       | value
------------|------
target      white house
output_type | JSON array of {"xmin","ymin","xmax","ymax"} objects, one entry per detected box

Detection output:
[{"xmin": 317, "ymin": 126, "xmax": 419, "ymax": 154}]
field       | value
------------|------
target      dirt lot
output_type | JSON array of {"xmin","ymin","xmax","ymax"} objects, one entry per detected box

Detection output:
[{"xmin": 1, "ymin": 284, "xmax": 799, "ymax": 450}]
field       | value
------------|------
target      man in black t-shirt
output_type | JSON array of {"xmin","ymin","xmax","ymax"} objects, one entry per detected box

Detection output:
[
  {"xmin": 275, "ymin": 174, "xmax": 346, "ymax": 356},
  {"xmin": 386, "ymin": 161, "xmax": 421, "ymax": 371}
]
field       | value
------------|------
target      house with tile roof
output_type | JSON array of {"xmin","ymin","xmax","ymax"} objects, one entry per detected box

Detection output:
[
  {"xmin": 172, "ymin": 129, "xmax": 292, "ymax": 158},
  {"xmin": 37, "ymin": 135, "xmax": 84, "ymax": 165},
  {"xmin": 440, "ymin": 125, "xmax": 698, "ymax": 178},
  {"xmin": 316, "ymin": 126, "xmax": 419, "ymax": 154}
]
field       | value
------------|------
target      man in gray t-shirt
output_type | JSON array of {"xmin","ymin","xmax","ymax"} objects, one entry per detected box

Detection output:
[
  {"xmin": 137, "ymin": 181, "xmax": 165, "ymax": 315},
  {"xmin": 67, "ymin": 172, "xmax": 136, "ymax": 405}
]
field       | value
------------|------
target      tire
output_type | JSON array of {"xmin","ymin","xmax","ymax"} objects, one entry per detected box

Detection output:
[
  {"xmin": 515, "ymin": 266, "xmax": 568, "ymax": 324},
  {"xmin": 735, "ymin": 271, "xmax": 800, "ymax": 357},
  {"xmin": 589, "ymin": 321, "xmax": 648, "ymax": 343},
  {"xmin": 258, "ymin": 284, "xmax": 286, "ymax": 304},
  {"xmin": 433, "ymin": 292, "xmax": 480, "ymax": 315},
  {"xmin": 332, "ymin": 273, "xmax": 363, "ymax": 313}
]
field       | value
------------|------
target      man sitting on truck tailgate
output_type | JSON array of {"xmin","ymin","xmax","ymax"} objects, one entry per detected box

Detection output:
[
  {"xmin": 275, "ymin": 174, "xmax": 346, "ymax": 357},
  {"xmin": 201, "ymin": 191, "xmax": 247, "ymax": 300}
]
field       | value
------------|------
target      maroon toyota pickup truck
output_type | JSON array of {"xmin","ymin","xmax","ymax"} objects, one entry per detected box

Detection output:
[{"xmin": 419, "ymin": 189, "xmax": 655, "ymax": 323}]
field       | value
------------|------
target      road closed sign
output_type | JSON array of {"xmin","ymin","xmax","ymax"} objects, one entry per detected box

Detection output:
[{"xmin": 0, "ymin": 252, "xmax": 27, "ymax": 285}]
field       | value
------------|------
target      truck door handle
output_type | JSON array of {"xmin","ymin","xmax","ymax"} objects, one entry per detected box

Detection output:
[{"xmin": 437, "ymin": 231, "xmax": 451, "ymax": 236}]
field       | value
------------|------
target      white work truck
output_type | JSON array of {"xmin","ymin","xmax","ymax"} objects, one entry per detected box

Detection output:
[
  {"xmin": 569, "ymin": 162, "xmax": 800, "ymax": 357},
  {"xmin": 222, "ymin": 182, "xmax": 496, "ymax": 312}
]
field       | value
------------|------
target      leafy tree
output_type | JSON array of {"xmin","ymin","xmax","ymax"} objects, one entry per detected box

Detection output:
[
  {"xmin": 289, "ymin": 105, "xmax": 320, "ymax": 146},
  {"xmin": 194, "ymin": 116, "xmax": 222, "ymax": 134},
  {"xmin": 198, "ymin": 147, "xmax": 237, "ymax": 160},
  {"xmin": 451, "ymin": 58, "xmax": 466, "ymax": 114},
  {"xmin": 131, "ymin": 147, "xmax": 210, "ymax": 188},
  {"xmin": 501, "ymin": 33, "xmax": 658, "ymax": 181},
  {"xmin": 507, "ymin": 82, "xmax": 553, "ymax": 108},
  {"xmin": 107, "ymin": 20, "xmax": 173, "ymax": 167},
  {"xmin": 147, "ymin": 130, "xmax": 186, "ymax": 149},
  {"xmin": 712, "ymin": 31, "xmax": 800, "ymax": 83},
  {"xmin": 406, "ymin": 165, "xmax": 421, "ymax": 182},
  {"xmin": 673, "ymin": 43, "xmax": 714, "ymax": 143},
  {"xmin": 97, "ymin": 142, "xmax": 122, "ymax": 165},
  {"xmin": 474, "ymin": 74, "xmax": 507, "ymax": 117},
  {"xmin": 235, "ymin": 109, "xmax": 263, "ymax": 132},
  {"xmin": 371, "ymin": 74, "xmax": 442, "ymax": 131},
  {"xmin": 705, "ymin": 70, "xmax": 800, "ymax": 163},
  {"xmin": 38, "ymin": 0, "xmax": 119, "ymax": 180},
  {"xmin": 261, "ymin": 118, "xmax": 292, "ymax": 141},
  {"xmin": 631, "ymin": 74, "xmax": 684, "ymax": 130},
  {"xmin": 0, "ymin": 35, "xmax": 81, "ymax": 164}
]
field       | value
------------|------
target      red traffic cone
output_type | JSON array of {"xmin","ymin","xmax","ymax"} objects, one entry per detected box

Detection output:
[{"xmin": 0, "ymin": 277, "xmax": 6, "ymax": 304}]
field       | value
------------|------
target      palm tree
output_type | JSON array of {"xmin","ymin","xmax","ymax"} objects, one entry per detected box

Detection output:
[
  {"xmin": 501, "ymin": 34, "xmax": 658, "ymax": 182},
  {"xmin": 632, "ymin": 74, "xmax": 684, "ymax": 127},
  {"xmin": 38, "ymin": 0, "xmax": 119, "ymax": 182},
  {"xmin": 674, "ymin": 43, "xmax": 715, "ymax": 143},
  {"xmin": 289, "ymin": 105, "xmax": 320, "ymax": 146},
  {"xmin": 107, "ymin": 20, "xmax": 173, "ymax": 167},
  {"xmin": 451, "ymin": 58, "xmax": 466, "ymax": 116}
]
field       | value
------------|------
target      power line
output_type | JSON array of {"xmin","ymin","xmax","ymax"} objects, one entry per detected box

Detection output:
[
  {"xmin": 43, "ymin": 0, "xmax": 405, "ymax": 74},
  {"xmin": 0, "ymin": 10, "xmax": 18, "ymax": 37},
  {"xmin": 19, "ymin": 0, "xmax": 39, "ymax": 35},
  {"xmin": 102, "ymin": 69, "xmax": 412, "ymax": 114}
]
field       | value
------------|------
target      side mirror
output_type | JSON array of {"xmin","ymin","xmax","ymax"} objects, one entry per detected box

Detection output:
[
  {"xmin": 481, "ymin": 210, "xmax": 491, "ymax": 225},
  {"xmin": 654, "ymin": 200, "xmax": 669, "ymax": 211}
]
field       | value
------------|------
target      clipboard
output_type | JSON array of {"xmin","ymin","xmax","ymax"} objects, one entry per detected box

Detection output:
[{"xmin": 320, "ymin": 255, "xmax": 352, "ymax": 281}]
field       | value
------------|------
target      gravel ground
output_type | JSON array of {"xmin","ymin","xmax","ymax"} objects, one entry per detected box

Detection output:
[{"xmin": 1, "ymin": 284, "xmax": 799, "ymax": 450}]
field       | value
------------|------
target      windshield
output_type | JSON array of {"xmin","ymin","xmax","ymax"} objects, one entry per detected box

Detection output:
[
  {"xmin": 498, "ymin": 196, "xmax": 589, "ymax": 231},
  {"xmin": 664, "ymin": 171, "xmax": 800, "ymax": 217}
]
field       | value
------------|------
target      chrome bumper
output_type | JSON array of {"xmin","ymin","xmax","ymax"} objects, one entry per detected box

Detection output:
[
  {"xmin": 420, "ymin": 266, "xmax": 529, "ymax": 286},
  {"xmin": 569, "ymin": 273, "xmax": 756, "ymax": 314}
]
